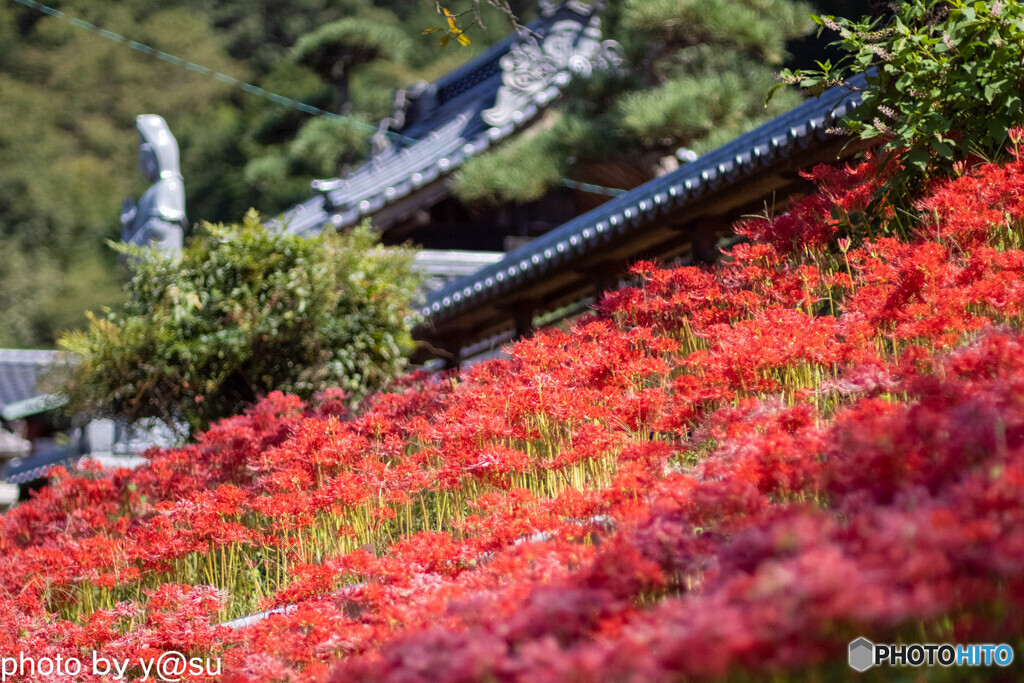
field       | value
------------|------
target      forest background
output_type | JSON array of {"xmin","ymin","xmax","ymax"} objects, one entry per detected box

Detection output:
[{"xmin": 0, "ymin": 0, "xmax": 866, "ymax": 349}]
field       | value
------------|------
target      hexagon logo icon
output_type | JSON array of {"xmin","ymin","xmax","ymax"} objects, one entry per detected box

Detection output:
[{"xmin": 849, "ymin": 637, "xmax": 875, "ymax": 672}]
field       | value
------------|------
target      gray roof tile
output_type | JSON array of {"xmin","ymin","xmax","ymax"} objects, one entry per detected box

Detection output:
[
  {"xmin": 4, "ymin": 441, "xmax": 78, "ymax": 484},
  {"xmin": 0, "ymin": 349, "xmax": 58, "ymax": 415}
]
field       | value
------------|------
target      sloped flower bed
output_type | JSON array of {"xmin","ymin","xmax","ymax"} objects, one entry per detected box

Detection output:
[{"xmin": 3, "ymin": 139, "xmax": 1024, "ymax": 680}]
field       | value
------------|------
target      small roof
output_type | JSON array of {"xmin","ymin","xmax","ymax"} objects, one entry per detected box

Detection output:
[
  {"xmin": 3, "ymin": 440, "xmax": 78, "ymax": 485},
  {"xmin": 0, "ymin": 349, "xmax": 59, "ymax": 419},
  {"xmin": 414, "ymin": 249, "xmax": 505, "ymax": 293},
  {"xmin": 2, "ymin": 419, "xmax": 176, "ymax": 485}
]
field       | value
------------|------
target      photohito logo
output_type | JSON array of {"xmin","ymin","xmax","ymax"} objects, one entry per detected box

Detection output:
[
  {"xmin": 849, "ymin": 638, "xmax": 875, "ymax": 672},
  {"xmin": 848, "ymin": 638, "xmax": 1014, "ymax": 671}
]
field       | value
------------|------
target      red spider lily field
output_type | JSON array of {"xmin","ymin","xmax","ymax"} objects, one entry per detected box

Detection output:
[{"xmin": 5, "ymin": 136, "xmax": 1024, "ymax": 681}]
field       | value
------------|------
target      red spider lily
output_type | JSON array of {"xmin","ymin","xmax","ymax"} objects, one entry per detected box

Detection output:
[{"xmin": 4, "ymin": 146, "xmax": 1024, "ymax": 680}]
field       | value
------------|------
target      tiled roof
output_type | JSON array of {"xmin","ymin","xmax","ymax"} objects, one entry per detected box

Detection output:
[
  {"xmin": 3, "ymin": 441, "xmax": 78, "ymax": 485},
  {"xmin": 0, "ymin": 349, "xmax": 58, "ymax": 416},
  {"xmin": 0, "ymin": 351, "xmax": 173, "ymax": 484},
  {"xmin": 1, "ymin": 419, "xmax": 173, "ymax": 485},
  {"xmin": 417, "ymin": 78, "xmax": 866, "ymax": 326},
  {"xmin": 275, "ymin": 1, "xmax": 618, "ymax": 237}
]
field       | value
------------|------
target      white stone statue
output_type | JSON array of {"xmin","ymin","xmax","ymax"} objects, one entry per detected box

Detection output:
[{"xmin": 120, "ymin": 114, "xmax": 186, "ymax": 251}]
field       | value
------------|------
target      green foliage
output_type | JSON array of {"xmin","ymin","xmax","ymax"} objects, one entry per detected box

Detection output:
[
  {"xmin": 57, "ymin": 211, "xmax": 420, "ymax": 433},
  {"xmin": 619, "ymin": 51, "xmax": 802, "ymax": 151},
  {"xmin": 196, "ymin": 0, "xmax": 369, "ymax": 75},
  {"xmin": 453, "ymin": 0, "xmax": 813, "ymax": 205},
  {"xmin": 452, "ymin": 125, "xmax": 566, "ymax": 203},
  {"xmin": 0, "ymin": 238, "xmax": 126, "ymax": 348},
  {"xmin": 775, "ymin": 0, "xmax": 1024, "ymax": 184},
  {"xmin": 292, "ymin": 17, "xmax": 411, "ymax": 110},
  {"xmin": 420, "ymin": 1, "xmax": 529, "ymax": 47},
  {"xmin": 621, "ymin": 0, "xmax": 812, "ymax": 63}
]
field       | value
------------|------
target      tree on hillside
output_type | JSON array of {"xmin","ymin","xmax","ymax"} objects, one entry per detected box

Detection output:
[
  {"xmin": 55, "ymin": 211, "xmax": 420, "ymax": 434},
  {"xmin": 451, "ymin": 0, "xmax": 816, "ymax": 203}
]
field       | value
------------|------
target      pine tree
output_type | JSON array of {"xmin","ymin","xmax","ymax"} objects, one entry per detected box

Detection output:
[{"xmin": 291, "ymin": 17, "xmax": 410, "ymax": 113}]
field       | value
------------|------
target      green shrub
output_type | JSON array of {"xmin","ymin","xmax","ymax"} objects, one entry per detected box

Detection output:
[
  {"xmin": 56, "ymin": 211, "xmax": 420, "ymax": 434},
  {"xmin": 775, "ymin": 0, "xmax": 1024, "ymax": 187}
]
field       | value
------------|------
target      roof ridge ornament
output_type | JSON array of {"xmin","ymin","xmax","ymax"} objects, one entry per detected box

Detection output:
[
  {"xmin": 483, "ymin": 5, "xmax": 621, "ymax": 128},
  {"xmin": 372, "ymin": 81, "xmax": 437, "ymax": 156}
]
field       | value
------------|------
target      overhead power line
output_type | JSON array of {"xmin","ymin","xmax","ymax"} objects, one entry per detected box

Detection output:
[
  {"xmin": 7, "ymin": 0, "xmax": 418, "ymax": 145},
  {"xmin": 559, "ymin": 178, "xmax": 626, "ymax": 197}
]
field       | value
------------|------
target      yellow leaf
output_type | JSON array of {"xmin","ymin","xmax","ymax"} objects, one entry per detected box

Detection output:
[
  {"xmin": 456, "ymin": 32, "xmax": 471, "ymax": 46},
  {"xmin": 422, "ymin": 28, "xmax": 442, "ymax": 34},
  {"xmin": 443, "ymin": 8, "xmax": 458, "ymax": 30},
  {"xmin": 439, "ymin": 33, "xmax": 451, "ymax": 47}
]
